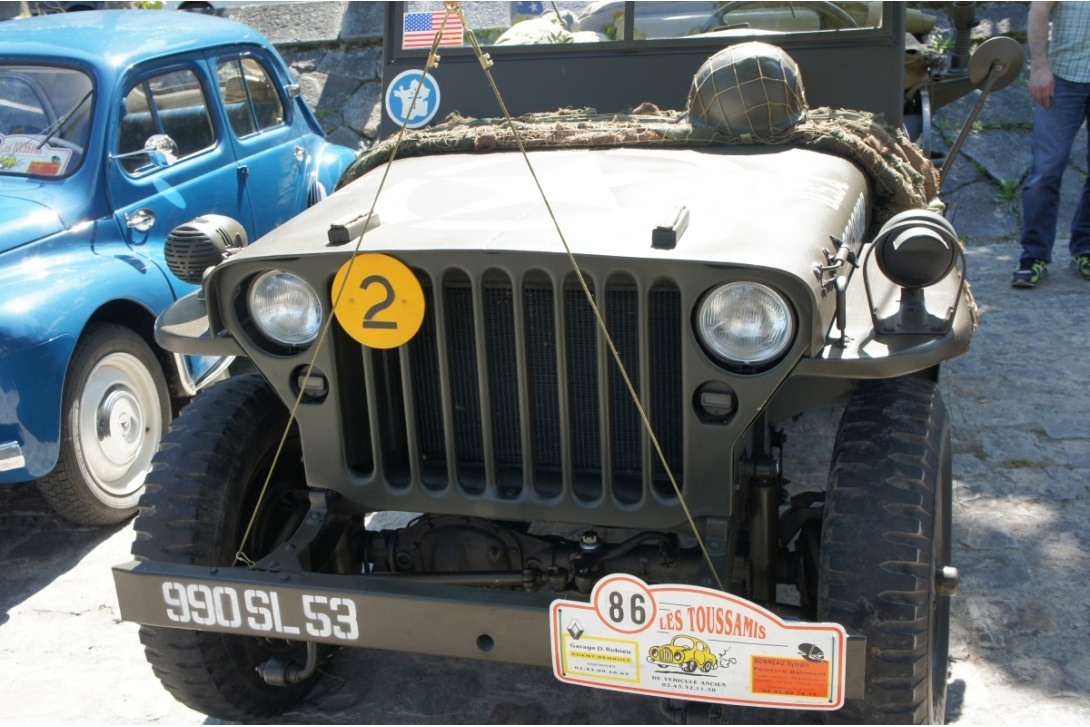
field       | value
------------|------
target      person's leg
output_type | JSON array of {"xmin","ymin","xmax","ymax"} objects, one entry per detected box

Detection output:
[
  {"xmin": 1020, "ymin": 77, "xmax": 1089, "ymax": 265},
  {"xmin": 1067, "ymin": 82, "xmax": 1090, "ymax": 267}
]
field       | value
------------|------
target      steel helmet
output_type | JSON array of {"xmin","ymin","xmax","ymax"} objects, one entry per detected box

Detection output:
[{"xmin": 688, "ymin": 42, "xmax": 807, "ymax": 139}]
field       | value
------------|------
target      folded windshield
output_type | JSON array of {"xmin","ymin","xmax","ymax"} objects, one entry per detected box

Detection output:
[
  {"xmin": 0, "ymin": 65, "xmax": 93, "ymax": 178},
  {"xmin": 402, "ymin": 1, "xmax": 894, "ymax": 47}
]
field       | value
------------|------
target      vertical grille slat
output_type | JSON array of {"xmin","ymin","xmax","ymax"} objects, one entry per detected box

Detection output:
[
  {"xmin": 398, "ymin": 343, "xmax": 423, "ymax": 488},
  {"xmin": 435, "ymin": 283, "xmax": 462, "ymax": 490},
  {"xmin": 524, "ymin": 286, "xmax": 560, "ymax": 496},
  {"xmin": 483, "ymin": 281, "xmax": 522, "ymax": 496},
  {"xmin": 362, "ymin": 266, "xmax": 683, "ymax": 507},
  {"xmin": 361, "ymin": 348, "xmax": 386, "ymax": 480},
  {"xmin": 607, "ymin": 286, "xmax": 642, "ymax": 504},
  {"xmin": 566, "ymin": 282, "xmax": 603, "ymax": 501},
  {"xmin": 510, "ymin": 278, "xmax": 534, "ymax": 497},
  {"xmin": 408, "ymin": 286, "xmax": 448, "ymax": 490},
  {"xmin": 638, "ymin": 282, "xmax": 654, "ymax": 497},
  {"xmin": 650, "ymin": 289, "xmax": 684, "ymax": 497},
  {"xmin": 445, "ymin": 285, "xmax": 483, "ymax": 493},
  {"xmin": 551, "ymin": 280, "xmax": 573, "ymax": 498},
  {"xmin": 472, "ymin": 281, "xmax": 497, "ymax": 494}
]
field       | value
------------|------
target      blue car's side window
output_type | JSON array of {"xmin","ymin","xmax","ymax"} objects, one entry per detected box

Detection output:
[
  {"xmin": 216, "ymin": 57, "xmax": 285, "ymax": 139},
  {"xmin": 118, "ymin": 68, "xmax": 215, "ymax": 175}
]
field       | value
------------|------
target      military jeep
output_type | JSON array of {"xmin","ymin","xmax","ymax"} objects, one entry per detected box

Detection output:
[{"xmin": 113, "ymin": 2, "xmax": 1021, "ymax": 723}]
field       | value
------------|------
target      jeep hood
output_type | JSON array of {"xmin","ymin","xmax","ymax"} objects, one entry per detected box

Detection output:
[
  {"xmin": 0, "ymin": 194, "xmax": 65, "ymax": 253},
  {"xmin": 234, "ymin": 146, "xmax": 870, "ymax": 281}
]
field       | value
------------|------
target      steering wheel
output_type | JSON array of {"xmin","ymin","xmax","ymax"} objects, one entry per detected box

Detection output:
[
  {"xmin": 41, "ymin": 136, "xmax": 85, "ymax": 159},
  {"xmin": 700, "ymin": 1, "xmax": 859, "ymax": 33}
]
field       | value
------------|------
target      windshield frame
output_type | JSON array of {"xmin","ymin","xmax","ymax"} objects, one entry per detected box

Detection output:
[{"xmin": 381, "ymin": 2, "xmax": 904, "ymax": 138}]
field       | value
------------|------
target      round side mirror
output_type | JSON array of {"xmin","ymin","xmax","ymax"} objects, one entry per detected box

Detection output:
[
  {"xmin": 144, "ymin": 134, "xmax": 179, "ymax": 168},
  {"xmin": 968, "ymin": 36, "xmax": 1024, "ymax": 92}
]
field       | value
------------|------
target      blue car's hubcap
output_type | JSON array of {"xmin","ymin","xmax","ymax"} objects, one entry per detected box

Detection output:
[{"xmin": 77, "ymin": 351, "xmax": 162, "ymax": 501}]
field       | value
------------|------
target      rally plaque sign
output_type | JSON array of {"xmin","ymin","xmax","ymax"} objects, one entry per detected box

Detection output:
[{"xmin": 549, "ymin": 574, "xmax": 847, "ymax": 710}]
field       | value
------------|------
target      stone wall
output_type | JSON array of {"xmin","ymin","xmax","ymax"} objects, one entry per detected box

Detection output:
[{"xmin": 0, "ymin": 1, "xmax": 386, "ymax": 151}]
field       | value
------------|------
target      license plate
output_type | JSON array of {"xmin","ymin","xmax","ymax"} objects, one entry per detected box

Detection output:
[
  {"xmin": 114, "ymin": 563, "xmax": 363, "ymax": 646},
  {"xmin": 114, "ymin": 559, "xmax": 562, "ymax": 666},
  {"xmin": 550, "ymin": 574, "xmax": 848, "ymax": 710}
]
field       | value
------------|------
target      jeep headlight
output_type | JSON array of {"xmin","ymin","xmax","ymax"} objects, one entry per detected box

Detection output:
[
  {"xmin": 697, "ymin": 282, "xmax": 795, "ymax": 367},
  {"xmin": 248, "ymin": 270, "xmax": 322, "ymax": 347}
]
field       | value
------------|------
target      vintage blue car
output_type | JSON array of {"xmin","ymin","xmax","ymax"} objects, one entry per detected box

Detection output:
[{"xmin": 0, "ymin": 10, "xmax": 356, "ymax": 524}]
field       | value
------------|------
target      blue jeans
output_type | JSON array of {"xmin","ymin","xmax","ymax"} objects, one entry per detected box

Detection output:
[{"xmin": 1019, "ymin": 76, "xmax": 1090, "ymax": 264}]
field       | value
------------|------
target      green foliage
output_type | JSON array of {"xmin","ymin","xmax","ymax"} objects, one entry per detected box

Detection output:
[
  {"xmin": 473, "ymin": 27, "xmax": 504, "ymax": 45},
  {"xmin": 600, "ymin": 9, "xmax": 624, "ymax": 41},
  {"xmin": 1002, "ymin": 458, "xmax": 1035, "ymax": 469},
  {"xmin": 994, "ymin": 178, "xmax": 1020, "ymax": 206},
  {"xmin": 974, "ymin": 120, "xmax": 1033, "ymax": 132},
  {"xmin": 933, "ymin": 117, "xmax": 956, "ymax": 135},
  {"xmin": 930, "ymin": 32, "xmax": 954, "ymax": 54}
]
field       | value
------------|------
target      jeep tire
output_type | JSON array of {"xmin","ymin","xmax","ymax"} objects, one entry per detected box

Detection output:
[
  {"xmin": 131, "ymin": 373, "xmax": 331, "ymax": 721},
  {"xmin": 818, "ymin": 377, "xmax": 952, "ymax": 724}
]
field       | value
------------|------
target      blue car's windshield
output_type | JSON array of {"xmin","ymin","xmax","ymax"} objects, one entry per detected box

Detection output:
[{"xmin": 0, "ymin": 65, "xmax": 93, "ymax": 178}]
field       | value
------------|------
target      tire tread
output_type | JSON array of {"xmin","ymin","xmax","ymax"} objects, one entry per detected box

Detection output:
[
  {"xmin": 131, "ymin": 373, "xmax": 322, "ymax": 721},
  {"xmin": 819, "ymin": 377, "xmax": 952, "ymax": 725}
]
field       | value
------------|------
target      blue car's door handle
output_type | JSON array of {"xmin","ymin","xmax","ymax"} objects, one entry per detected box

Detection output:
[{"xmin": 125, "ymin": 208, "xmax": 155, "ymax": 234}]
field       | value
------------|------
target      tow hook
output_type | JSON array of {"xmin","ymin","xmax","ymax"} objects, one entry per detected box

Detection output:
[
  {"xmin": 936, "ymin": 565, "xmax": 960, "ymax": 597},
  {"xmin": 658, "ymin": 698, "xmax": 726, "ymax": 724},
  {"xmin": 256, "ymin": 641, "xmax": 318, "ymax": 686}
]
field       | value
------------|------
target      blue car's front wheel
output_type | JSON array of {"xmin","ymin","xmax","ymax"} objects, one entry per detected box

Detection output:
[{"xmin": 37, "ymin": 323, "xmax": 170, "ymax": 525}]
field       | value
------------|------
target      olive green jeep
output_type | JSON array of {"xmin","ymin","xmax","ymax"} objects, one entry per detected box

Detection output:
[{"xmin": 113, "ymin": 2, "xmax": 1022, "ymax": 723}]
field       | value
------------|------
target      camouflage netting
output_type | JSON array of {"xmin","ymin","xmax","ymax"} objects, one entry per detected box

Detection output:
[
  {"xmin": 341, "ymin": 39, "xmax": 945, "ymax": 226},
  {"xmin": 334, "ymin": 89, "xmax": 974, "ymax": 331},
  {"xmin": 337, "ymin": 104, "xmax": 940, "ymax": 221}
]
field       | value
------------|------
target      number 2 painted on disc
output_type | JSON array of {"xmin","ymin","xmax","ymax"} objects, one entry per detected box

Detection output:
[{"xmin": 332, "ymin": 254, "xmax": 425, "ymax": 348}]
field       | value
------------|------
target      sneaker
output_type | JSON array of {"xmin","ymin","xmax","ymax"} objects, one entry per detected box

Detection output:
[
  {"xmin": 1074, "ymin": 255, "xmax": 1090, "ymax": 281},
  {"xmin": 1011, "ymin": 259, "xmax": 1047, "ymax": 288}
]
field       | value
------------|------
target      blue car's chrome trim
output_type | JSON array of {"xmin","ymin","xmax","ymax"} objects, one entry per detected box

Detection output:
[{"xmin": 0, "ymin": 442, "xmax": 26, "ymax": 473}]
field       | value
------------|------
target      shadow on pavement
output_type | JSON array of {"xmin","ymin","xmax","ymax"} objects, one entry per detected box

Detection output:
[{"xmin": 0, "ymin": 480, "xmax": 125, "ymax": 627}]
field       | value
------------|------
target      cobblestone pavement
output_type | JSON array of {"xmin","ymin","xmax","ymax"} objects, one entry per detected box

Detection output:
[
  {"xmin": 3, "ymin": 4, "xmax": 1090, "ymax": 723},
  {"xmin": 2, "ymin": 245, "xmax": 1089, "ymax": 726}
]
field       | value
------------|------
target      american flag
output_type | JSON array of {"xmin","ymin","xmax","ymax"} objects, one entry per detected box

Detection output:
[{"xmin": 402, "ymin": 10, "xmax": 465, "ymax": 49}]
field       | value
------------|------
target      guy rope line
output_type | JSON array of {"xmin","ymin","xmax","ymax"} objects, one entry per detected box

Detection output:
[
  {"xmin": 234, "ymin": 13, "xmax": 452, "ymax": 567},
  {"xmin": 449, "ymin": 2, "xmax": 725, "ymax": 592},
  {"xmin": 240, "ymin": 1, "xmax": 726, "ymax": 595}
]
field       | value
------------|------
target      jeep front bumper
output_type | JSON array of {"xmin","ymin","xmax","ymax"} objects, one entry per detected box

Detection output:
[{"xmin": 113, "ymin": 559, "xmax": 866, "ymax": 701}]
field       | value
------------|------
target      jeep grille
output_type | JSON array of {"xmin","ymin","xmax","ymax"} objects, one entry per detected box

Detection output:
[{"xmin": 340, "ymin": 269, "xmax": 685, "ymax": 508}]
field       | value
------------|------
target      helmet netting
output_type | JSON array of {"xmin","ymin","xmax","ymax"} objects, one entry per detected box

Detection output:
[{"xmin": 687, "ymin": 42, "xmax": 807, "ymax": 142}]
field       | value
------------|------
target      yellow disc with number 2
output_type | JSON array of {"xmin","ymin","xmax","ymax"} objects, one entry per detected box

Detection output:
[{"xmin": 331, "ymin": 254, "xmax": 425, "ymax": 349}]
